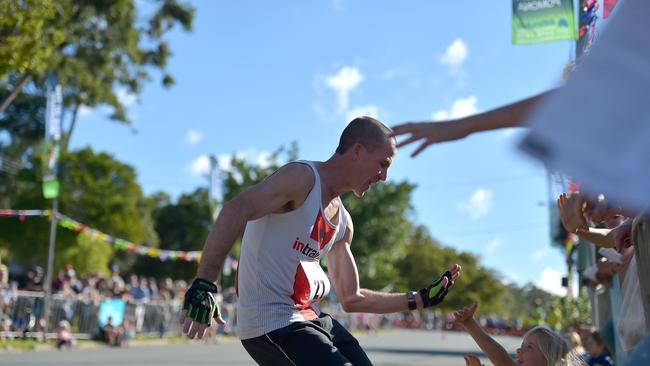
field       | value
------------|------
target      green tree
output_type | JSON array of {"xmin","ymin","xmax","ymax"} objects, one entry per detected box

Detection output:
[
  {"xmin": 396, "ymin": 225, "xmax": 505, "ymax": 312},
  {"xmin": 0, "ymin": 1, "xmax": 196, "ymax": 247},
  {"xmin": 0, "ymin": 147, "xmax": 155, "ymax": 275},
  {"xmin": 341, "ymin": 182, "xmax": 415, "ymax": 290},
  {"xmin": 0, "ymin": 0, "xmax": 64, "ymax": 111},
  {"xmin": 133, "ymin": 188, "xmax": 211, "ymax": 281},
  {"xmin": 0, "ymin": 0, "xmax": 194, "ymax": 130}
]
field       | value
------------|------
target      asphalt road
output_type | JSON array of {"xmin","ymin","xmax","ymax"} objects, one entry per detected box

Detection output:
[{"xmin": 0, "ymin": 330, "xmax": 522, "ymax": 366}]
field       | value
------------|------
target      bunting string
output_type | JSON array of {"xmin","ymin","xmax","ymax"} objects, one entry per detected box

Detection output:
[{"xmin": 0, "ymin": 209, "xmax": 202, "ymax": 262}]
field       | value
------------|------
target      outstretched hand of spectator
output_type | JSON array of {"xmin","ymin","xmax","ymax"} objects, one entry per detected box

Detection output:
[
  {"xmin": 557, "ymin": 193, "xmax": 588, "ymax": 233},
  {"xmin": 390, "ymin": 121, "xmax": 469, "ymax": 157},
  {"xmin": 453, "ymin": 302, "xmax": 478, "ymax": 326},
  {"xmin": 464, "ymin": 354, "xmax": 485, "ymax": 366}
]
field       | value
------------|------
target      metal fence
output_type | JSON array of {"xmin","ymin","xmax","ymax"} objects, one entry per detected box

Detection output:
[{"xmin": 0, "ymin": 291, "xmax": 183, "ymax": 340}]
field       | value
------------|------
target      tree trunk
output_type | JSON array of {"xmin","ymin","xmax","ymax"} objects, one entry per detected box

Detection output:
[{"xmin": 0, "ymin": 74, "xmax": 32, "ymax": 114}]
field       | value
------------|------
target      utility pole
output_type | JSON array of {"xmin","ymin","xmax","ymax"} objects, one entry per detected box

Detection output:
[{"xmin": 41, "ymin": 76, "xmax": 63, "ymax": 341}]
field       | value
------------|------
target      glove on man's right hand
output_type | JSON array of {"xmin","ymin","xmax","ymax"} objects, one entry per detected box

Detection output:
[{"xmin": 183, "ymin": 278, "xmax": 220, "ymax": 326}]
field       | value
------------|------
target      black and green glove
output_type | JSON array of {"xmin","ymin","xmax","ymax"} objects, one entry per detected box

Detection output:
[
  {"xmin": 418, "ymin": 271, "xmax": 453, "ymax": 308},
  {"xmin": 183, "ymin": 278, "xmax": 220, "ymax": 325}
]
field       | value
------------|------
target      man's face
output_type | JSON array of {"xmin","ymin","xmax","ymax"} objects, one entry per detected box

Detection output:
[{"xmin": 352, "ymin": 139, "xmax": 396, "ymax": 198}]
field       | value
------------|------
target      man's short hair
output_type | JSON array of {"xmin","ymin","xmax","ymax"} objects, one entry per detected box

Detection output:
[{"xmin": 336, "ymin": 116, "xmax": 393, "ymax": 154}]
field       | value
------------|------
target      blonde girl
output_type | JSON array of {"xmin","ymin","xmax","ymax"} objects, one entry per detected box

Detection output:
[{"xmin": 454, "ymin": 303, "xmax": 586, "ymax": 366}]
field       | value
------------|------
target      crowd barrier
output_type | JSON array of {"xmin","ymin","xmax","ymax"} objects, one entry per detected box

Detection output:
[{"xmin": 0, "ymin": 291, "xmax": 183, "ymax": 340}]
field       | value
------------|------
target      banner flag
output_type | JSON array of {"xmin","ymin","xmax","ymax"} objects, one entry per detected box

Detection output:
[
  {"xmin": 512, "ymin": 0, "xmax": 577, "ymax": 45},
  {"xmin": 42, "ymin": 76, "xmax": 63, "ymax": 199}
]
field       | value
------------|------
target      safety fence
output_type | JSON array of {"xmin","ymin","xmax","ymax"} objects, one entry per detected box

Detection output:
[{"xmin": 0, "ymin": 291, "xmax": 183, "ymax": 340}]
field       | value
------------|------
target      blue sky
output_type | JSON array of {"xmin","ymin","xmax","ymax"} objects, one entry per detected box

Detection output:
[{"xmin": 70, "ymin": 1, "xmax": 586, "ymax": 295}]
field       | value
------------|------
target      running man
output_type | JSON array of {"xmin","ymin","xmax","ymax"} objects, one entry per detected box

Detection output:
[{"xmin": 180, "ymin": 116, "xmax": 462, "ymax": 365}]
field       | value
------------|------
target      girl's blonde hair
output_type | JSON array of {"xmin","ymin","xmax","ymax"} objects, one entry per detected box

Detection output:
[{"xmin": 524, "ymin": 326, "xmax": 587, "ymax": 366}]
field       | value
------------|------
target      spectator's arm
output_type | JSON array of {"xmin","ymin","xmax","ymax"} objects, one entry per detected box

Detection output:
[{"xmin": 576, "ymin": 228, "xmax": 615, "ymax": 248}]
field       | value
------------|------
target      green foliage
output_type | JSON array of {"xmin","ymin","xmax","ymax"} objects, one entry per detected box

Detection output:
[
  {"xmin": 49, "ymin": 0, "xmax": 193, "ymax": 123},
  {"xmin": 0, "ymin": 0, "xmax": 64, "ymax": 77},
  {"xmin": 396, "ymin": 225, "xmax": 505, "ymax": 312},
  {"xmin": 60, "ymin": 233, "xmax": 113, "ymax": 277},
  {"xmin": 132, "ymin": 188, "xmax": 211, "ymax": 281},
  {"xmin": 495, "ymin": 282, "xmax": 562, "ymax": 325},
  {"xmin": 342, "ymin": 182, "xmax": 414, "ymax": 289},
  {"xmin": 60, "ymin": 148, "xmax": 153, "ymax": 243},
  {"xmin": 0, "ymin": 0, "xmax": 195, "ymax": 124},
  {"xmin": 0, "ymin": 147, "xmax": 154, "ymax": 276},
  {"xmin": 556, "ymin": 289, "xmax": 592, "ymax": 330}
]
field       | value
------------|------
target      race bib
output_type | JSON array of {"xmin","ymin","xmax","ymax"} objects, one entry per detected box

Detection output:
[{"xmin": 300, "ymin": 260, "xmax": 331, "ymax": 302}]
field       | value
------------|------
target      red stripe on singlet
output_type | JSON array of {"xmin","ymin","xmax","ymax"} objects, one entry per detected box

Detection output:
[
  {"xmin": 290, "ymin": 263, "xmax": 317, "ymax": 320},
  {"xmin": 310, "ymin": 211, "xmax": 336, "ymax": 250}
]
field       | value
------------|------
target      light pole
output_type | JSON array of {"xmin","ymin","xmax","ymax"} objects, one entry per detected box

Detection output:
[{"xmin": 41, "ymin": 76, "xmax": 63, "ymax": 341}]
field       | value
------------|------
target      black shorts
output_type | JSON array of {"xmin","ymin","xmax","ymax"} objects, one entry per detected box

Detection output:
[{"xmin": 241, "ymin": 313, "xmax": 373, "ymax": 366}]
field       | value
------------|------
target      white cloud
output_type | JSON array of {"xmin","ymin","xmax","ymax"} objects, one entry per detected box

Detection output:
[
  {"xmin": 189, "ymin": 149, "xmax": 275, "ymax": 182},
  {"xmin": 432, "ymin": 110, "xmax": 449, "ymax": 121},
  {"xmin": 345, "ymin": 105, "xmax": 379, "ymax": 123},
  {"xmin": 325, "ymin": 66, "xmax": 364, "ymax": 112},
  {"xmin": 439, "ymin": 38, "xmax": 468, "ymax": 68},
  {"xmin": 531, "ymin": 247, "xmax": 551, "ymax": 261},
  {"xmin": 188, "ymin": 155, "xmax": 210, "ymax": 177},
  {"xmin": 254, "ymin": 151, "xmax": 273, "ymax": 169},
  {"xmin": 78, "ymin": 105, "xmax": 93, "ymax": 117},
  {"xmin": 116, "ymin": 88, "xmax": 137, "ymax": 107},
  {"xmin": 457, "ymin": 188, "xmax": 494, "ymax": 220},
  {"xmin": 184, "ymin": 129, "xmax": 204, "ymax": 146},
  {"xmin": 432, "ymin": 96, "xmax": 478, "ymax": 121},
  {"xmin": 536, "ymin": 267, "xmax": 566, "ymax": 296},
  {"xmin": 485, "ymin": 238, "xmax": 502, "ymax": 253}
]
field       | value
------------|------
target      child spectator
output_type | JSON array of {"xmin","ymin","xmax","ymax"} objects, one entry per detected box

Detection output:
[{"xmin": 454, "ymin": 302, "xmax": 586, "ymax": 366}]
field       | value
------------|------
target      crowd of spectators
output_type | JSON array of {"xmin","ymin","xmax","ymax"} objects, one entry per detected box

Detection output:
[{"xmin": 0, "ymin": 262, "xmax": 197, "ymax": 345}]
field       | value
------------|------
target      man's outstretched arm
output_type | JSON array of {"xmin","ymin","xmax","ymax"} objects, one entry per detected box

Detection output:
[{"xmin": 327, "ymin": 216, "xmax": 461, "ymax": 313}]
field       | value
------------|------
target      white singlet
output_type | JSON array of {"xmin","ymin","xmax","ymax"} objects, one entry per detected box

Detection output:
[{"xmin": 235, "ymin": 161, "xmax": 349, "ymax": 340}]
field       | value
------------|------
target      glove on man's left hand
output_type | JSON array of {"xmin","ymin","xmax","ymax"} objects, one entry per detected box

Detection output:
[{"xmin": 418, "ymin": 271, "xmax": 453, "ymax": 308}]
